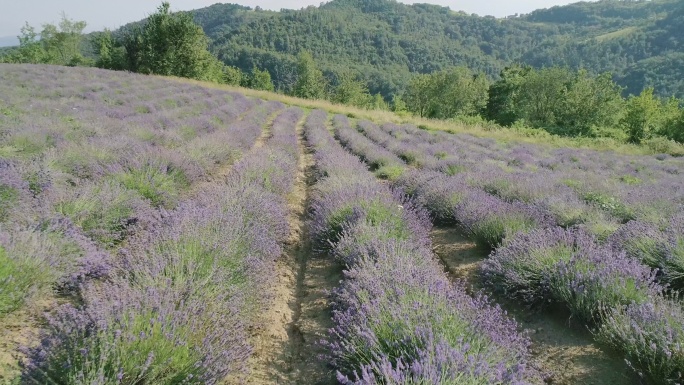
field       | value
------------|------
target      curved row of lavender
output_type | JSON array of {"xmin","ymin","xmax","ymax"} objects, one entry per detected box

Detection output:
[
  {"xmin": 0, "ymin": 65, "xmax": 300, "ymax": 383},
  {"xmin": 304, "ymin": 110, "xmax": 538, "ymax": 384},
  {"xmin": 20, "ymin": 105, "xmax": 303, "ymax": 384},
  {"xmin": 338, "ymin": 118, "xmax": 684, "ymax": 384},
  {"xmin": 0, "ymin": 64, "xmax": 274, "ymax": 321}
]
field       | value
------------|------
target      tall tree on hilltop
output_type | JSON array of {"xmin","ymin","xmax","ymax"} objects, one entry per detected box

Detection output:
[
  {"xmin": 122, "ymin": 2, "xmax": 224, "ymax": 82},
  {"xmin": 293, "ymin": 51, "xmax": 327, "ymax": 99},
  {"xmin": 3, "ymin": 15, "xmax": 88, "ymax": 66}
]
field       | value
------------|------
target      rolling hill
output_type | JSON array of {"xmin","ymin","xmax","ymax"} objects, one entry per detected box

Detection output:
[{"xmin": 181, "ymin": 0, "xmax": 683, "ymax": 99}]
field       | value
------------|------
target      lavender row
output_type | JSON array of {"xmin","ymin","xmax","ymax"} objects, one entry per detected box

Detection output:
[
  {"xmin": 351, "ymin": 124, "xmax": 684, "ymax": 383},
  {"xmin": 1, "ymin": 66, "xmax": 280, "ymax": 325},
  {"xmin": 483, "ymin": 227, "xmax": 683, "ymax": 384},
  {"xmin": 331, "ymin": 115, "xmax": 406, "ymax": 180},
  {"xmin": 373, "ymin": 121, "xmax": 684, "ymax": 229},
  {"xmin": 304, "ymin": 111, "xmax": 538, "ymax": 384},
  {"xmin": 19, "ymin": 106, "xmax": 302, "ymax": 384},
  {"xmin": 355, "ymin": 120, "xmax": 684, "ymax": 286},
  {"xmin": 0, "ymin": 160, "xmax": 117, "ymax": 319},
  {"xmin": 337, "ymin": 119, "xmax": 684, "ymax": 383},
  {"xmin": 330, "ymin": 117, "xmax": 550, "ymax": 249}
]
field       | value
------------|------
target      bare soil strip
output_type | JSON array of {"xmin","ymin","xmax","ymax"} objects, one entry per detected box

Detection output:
[
  {"xmin": 245, "ymin": 113, "xmax": 340, "ymax": 384},
  {"xmin": 430, "ymin": 226, "xmax": 641, "ymax": 385}
]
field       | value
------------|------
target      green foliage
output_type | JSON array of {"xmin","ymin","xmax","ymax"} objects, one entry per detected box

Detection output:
[
  {"xmin": 55, "ymin": 181, "xmax": 140, "ymax": 248},
  {"xmin": 0, "ymin": 233, "xmax": 60, "ymax": 317},
  {"xmin": 374, "ymin": 165, "xmax": 405, "ymax": 181},
  {"xmin": 2, "ymin": 15, "xmax": 89, "ymax": 66},
  {"xmin": 405, "ymin": 67, "xmax": 488, "ymax": 119},
  {"xmin": 115, "ymin": 163, "xmax": 189, "ymax": 208},
  {"xmin": 470, "ymin": 214, "xmax": 536, "ymax": 249},
  {"xmin": 486, "ymin": 65, "xmax": 531, "ymax": 126},
  {"xmin": 92, "ymin": 30, "xmax": 127, "ymax": 70},
  {"xmin": 38, "ymin": 302, "xmax": 211, "ymax": 385},
  {"xmin": 222, "ymin": 65, "xmax": 244, "ymax": 86},
  {"xmin": 104, "ymin": 2, "xmax": 225, "ymax": 83},
  {"xmin": 244, "ymin": 66, "xmax": 274, "ymax": 91},
  {"xmin": 332, "ymin": 71, "xmax": 372, "ymax": 107},
  {"xmin": 0, "ymin": 185, "xmax": 19, "ymax": 221},
  {"xmin": 554, "ymin": 70, "xmax": 624, "ymax": 136},
  {"xmin": 581, "ymin": 191, "xmax": 635, "ymax": 223},
  {"xmin": 487, "ymin": 66, "xmax": 625, "ymax": 137},
  {"xmin": 661, "ymin": 104, "xmax": 684, "ymax": 144},
  {"xmin": 42, "ymin": 14, "xmax": 89, "ymax": 65},
  {"xmin": 622, "ymin": 88, "xmax": 662, "ymax": 143},
  {"xmin": 190, "ymin": 0, "xmax": 683, "ymax": 101},
  {"xmin": 293, "ymin": 50, "xmax": 327, "ymax": 99}
]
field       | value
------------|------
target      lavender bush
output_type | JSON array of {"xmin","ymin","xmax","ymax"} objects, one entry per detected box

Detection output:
[
  {"xmin": 483, "ymin": 227, "xmax": 661, "ymax": 323},
  {"xmin": 596, "ymin": 297, "xmax": 684, "ymax": 385},
  {"xmin": 305, "ymin": 111, "xmax": 538, "ymax": 384}
]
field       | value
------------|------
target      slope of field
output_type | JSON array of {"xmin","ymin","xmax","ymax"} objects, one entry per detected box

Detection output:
[
  {"xmin": 1, "ymin": 64, "xmax": 683, "ymax": 384},
  {"xmin": 331, "ymin": 115, "xmax": 684, "ymax": 384}
]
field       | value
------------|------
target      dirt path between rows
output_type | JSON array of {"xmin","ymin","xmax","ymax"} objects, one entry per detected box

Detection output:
[
  {"xmin": 245, "ymin": 113, "xmax": 340, "ymax": 385},
  {"xmin": 430, "ymin": 226, "xmax": 641, "ymax": 385}
]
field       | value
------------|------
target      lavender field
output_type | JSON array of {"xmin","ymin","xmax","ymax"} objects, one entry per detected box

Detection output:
[{"xmin": 1, "ymin": 64, "xmax": 682, "ymax": 385}]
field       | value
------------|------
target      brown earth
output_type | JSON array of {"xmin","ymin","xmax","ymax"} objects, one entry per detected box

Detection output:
[
  {"xmin": 430, "ymin": 226, "xmax": 642, "ymax": 385},
  {"xmin": 0, "ymin": 298, "xmax": 59, "ymax": 383},
  {"xmin": 244, "ymin": 113, "xmax": 340, "ymax": 384}
]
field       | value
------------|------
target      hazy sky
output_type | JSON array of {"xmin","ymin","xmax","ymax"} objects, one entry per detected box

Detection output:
[{"xmin": 0, "ymin": 0, "xmax": 588, "ymax": 37}]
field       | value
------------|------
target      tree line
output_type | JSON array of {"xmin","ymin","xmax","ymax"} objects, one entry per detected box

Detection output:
[{"xmin": 2, "ymin": 2, "xmax": 682, "ymax": 146}]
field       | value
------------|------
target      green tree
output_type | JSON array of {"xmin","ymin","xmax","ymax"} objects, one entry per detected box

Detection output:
[
  {"xmin": 124, "ymin": 2, "xmax": 224, "ymax": 82},
  {"xmin": 555, "ymin": 70, "xmax": 624, "ymax": 136},
  {"xmin": 332, "ymin": 71, "xmax": 371, "ymax": 107},
  {"xmin": 4, "ymin": 15, "xmax": 87, "ymax": 65},
  {"xmin": 405, "ymin": 73, "xmax": 435, "ymax": 118},
  {"xmin": 516, "ymin": 67, "xmax": 573, "ymax": 128},
  {"xmin": 92, "ymin": 30, "xmax": 127, "ymax": 70},
  {"xmin": 661, "ymin": 107, "xmax": 684, "ymax": 143},
  {"xmin": 370, "ymin": 94, "xmax": 389, "ymax": 110},
  {"xmin": 245, "ymin": 66, "xmax": 274, "ymax": 91},
  {"xmin": 11, "ymin": 23, "xmax": 44, "ymax": 63},
  {"xmin": 222, "ymin": 66, "xmax": 243, "ymax": 86},
  {"xmin": 436, "ymin": 67, "xmax": 489, "ymax": 118},
  {"xmin": 41, "ymin": 14, "xmax": 88, "ymax": 65},
  {"xmin": 405, "ymin": 67, "xmax": 488, "ymax": 119},
  {"xmin": 391, "ymin": 95, "xmax": 408, "ymax": 112},
  {"xmin": 293, "ymin": 50, "xmax": 327, "ymax": 99},
  {"xmin": 486, "ymin": 65, "xmax": 531, "ymax": 126},
  {"xmin": 621, "ymin": 88, "xmax": 662, "ymax": 143}
]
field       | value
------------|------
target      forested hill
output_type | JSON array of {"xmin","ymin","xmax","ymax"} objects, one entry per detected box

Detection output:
[{"xmin": 185, "ymin": 0, "xmax": 683, "ymax": 99}]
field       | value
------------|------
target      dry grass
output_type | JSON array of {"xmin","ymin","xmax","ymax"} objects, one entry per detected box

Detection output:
[{"xmin": 167, "ymin": 76, "xmax": 684, "ymax": 157}]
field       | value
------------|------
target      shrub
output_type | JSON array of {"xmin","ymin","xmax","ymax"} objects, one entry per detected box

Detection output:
[
  {"xmin": 115, "ymin": 161, "xmax": 189, "ymax": 208},
  {"xmin": 55, "ymin": 181, "xmax": 153, "ymax": 248},
  {"xmin": 0, "ymin": 229, "xmax": 60, "ymax": 316},
  {"xmin": 596, "ymin": 297, "xmax": 684, "ymax": 385}
]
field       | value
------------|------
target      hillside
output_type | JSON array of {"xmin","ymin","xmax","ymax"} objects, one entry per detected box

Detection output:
[
  {"xmin": 184, "ymin": 0, "xmax": 683, "ymax": 99},
  {"xmin": 2, "ymin": 64, "xmax": 683, "ymax": 384}
]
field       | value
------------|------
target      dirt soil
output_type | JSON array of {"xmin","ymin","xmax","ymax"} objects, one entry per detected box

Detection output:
[
  {"xmin": 244, "ymin": 114, "xmax": 340, "ymax": 385},
  {"xmin": 430, "ymin": 226, "xmax": 642, "ymax": 385},
  {"xmin": 0, "ymin": 298, "xmax": 58, "ymax": 383}
]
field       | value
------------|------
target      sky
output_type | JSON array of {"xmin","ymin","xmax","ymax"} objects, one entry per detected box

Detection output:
[{"xmin": 0, "ymin": 0, "xmax": 587, "ymax": 37}]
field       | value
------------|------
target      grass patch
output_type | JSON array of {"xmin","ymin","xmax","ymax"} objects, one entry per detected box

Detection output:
[
  {"xmin": 55, "ymin": 182, "xmax": 142, "ymax": 247},
  {"xmin": 0, "ymin": 235, "xmax": 58, "ymax": 317},
  {"xmin": 115, "ymin": 164, "xmax": 189, "ymax": 208},
  {"xmin": 0, "ymin": 185, "xmax": 19, "ymax": 221},
  {"xmin": 374, "ymin": 165, "xmax": 405, "ymax": 181}
]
